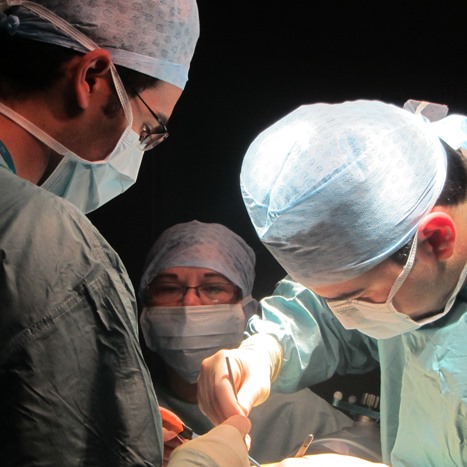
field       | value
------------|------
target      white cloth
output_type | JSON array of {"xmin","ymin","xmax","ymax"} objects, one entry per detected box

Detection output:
[{"xmin": 155, "ymin": 384, "xmax": 353, "ymax": 464}]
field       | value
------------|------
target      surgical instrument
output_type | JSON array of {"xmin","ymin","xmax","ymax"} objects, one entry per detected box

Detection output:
[{"xmin": 225, "ymin": 356, "xmax": 262, "ymax": 467}]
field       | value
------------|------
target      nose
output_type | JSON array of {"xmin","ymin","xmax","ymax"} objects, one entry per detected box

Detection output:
[{"xmin": 182, "ymin": 287, "xmax": 203, "ymax": 306}]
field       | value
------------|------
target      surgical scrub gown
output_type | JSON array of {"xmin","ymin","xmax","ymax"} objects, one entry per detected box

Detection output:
[
  {"xmin": 0, "ymin": 167, "xmax": 163, "ymax": 466},
  {"xmin": 248, "ymin": 276, "xmax": 467, "ymax": 466}
]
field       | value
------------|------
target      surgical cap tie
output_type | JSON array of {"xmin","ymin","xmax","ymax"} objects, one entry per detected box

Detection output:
[
  {"xmin": 0, "ymin": 0, "xmax": 199, "ymax": 89},
  {"xmin": 0, "ymin": 1, "xmax": 132, "ymax": 124},
  {"xmin": 403, "ymin": 99, "xmax": 449, "ymax": 122},
  {"xmin": 0, "ymin": 11, "xmax": 19, "ymax": 34},
  {"xmin": 404, "ymin": 99, "xmax": 467, "ymax": 153}
]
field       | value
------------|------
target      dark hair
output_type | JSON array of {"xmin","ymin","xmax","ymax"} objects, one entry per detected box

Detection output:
[
  {"xmin": 390, "ymin": 142, "xmax": 467, "ymax": 265},
  {"xmin": 0, "ymin": 33, "xmax": 157, "ymax": 99}
]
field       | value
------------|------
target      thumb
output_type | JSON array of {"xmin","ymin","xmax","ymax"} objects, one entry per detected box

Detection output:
[{"xmin": 237, "ymin": 377, "xmax": 270, "ymax": 414}]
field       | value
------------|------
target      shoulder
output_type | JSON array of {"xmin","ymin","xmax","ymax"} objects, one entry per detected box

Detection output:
[
  {"xmin": 0, "ymin": 171, "xmax": 114, "ymax": 264},
  {"xmin": 261, "ymin": 275, "xmax": 329, "ymax": 317},
  {"xmin": 271, "ymin": 276, "xmax": 323, "ymax": 301},
  {"xmin": 0, "ymin": 172, "xmax": 129, "ymax": 303},
  {"xmin": 0, "ymin": 171, "xmax": 137, "ymax": 337}
]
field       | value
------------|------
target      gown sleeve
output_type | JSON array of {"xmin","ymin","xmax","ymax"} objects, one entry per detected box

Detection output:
[{"xmin": 247, "ymin": 276, "xmax": 379, "ymax": 392}]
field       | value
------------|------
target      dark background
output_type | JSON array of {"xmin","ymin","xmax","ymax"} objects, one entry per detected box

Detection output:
[{"xmin": 89, "ymin": 1, "xmax": 466, "ymax": 400}]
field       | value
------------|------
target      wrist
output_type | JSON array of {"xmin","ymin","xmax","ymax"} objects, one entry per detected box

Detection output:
[{"xmin": 239, "ymin": 333, "xmax": 283, "ymax": 382}]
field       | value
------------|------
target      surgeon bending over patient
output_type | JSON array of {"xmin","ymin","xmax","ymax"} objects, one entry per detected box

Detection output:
[{"xmin": 197, "ymin": 100, "xmax": 467, "ymax": 466}]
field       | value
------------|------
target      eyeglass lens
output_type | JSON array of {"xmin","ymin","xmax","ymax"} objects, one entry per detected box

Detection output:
[
  {"xmin": 135, "ymin": 93, "xmax": 169, "ymax": 151},
  {"xmin": 147, "ymin": 282, "xmax": 237, "ymax": 304}
]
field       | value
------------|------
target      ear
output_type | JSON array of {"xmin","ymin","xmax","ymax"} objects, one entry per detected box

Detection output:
[
  {"xmin": 417, "ymin": 211, "xmax": 456, "ymax": 260},
  {"xmin": 73, "ymin": 49, "xmax": 113, "ymax": 110}
]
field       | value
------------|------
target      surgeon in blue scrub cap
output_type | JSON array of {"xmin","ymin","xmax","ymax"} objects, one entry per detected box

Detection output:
[
  {"xmin": 0, "ymin": 2, "xmax": 253, "ymax": 466},
  {"xmin": 197, "ymin": 100, "xmax": 467, "ymax": 466},
  {"xmin": 138, "ymin": 220, "xmax": 353, "ymax": 464}
]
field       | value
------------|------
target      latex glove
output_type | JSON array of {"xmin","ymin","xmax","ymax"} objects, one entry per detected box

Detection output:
[
  {"xmin": 262, "ymin": 453, "xmax": 389, "ymax": 466},
  {"xmin": 160, "ymin": 407, "xmax": 193, "ymax": 466},
  {"xmin": 197, "ymin": 333, "xmax": 283, "ymax": 425},
  {"xmin": 168, "ymin": 415, "xmax": 251, "ymax": 467}
]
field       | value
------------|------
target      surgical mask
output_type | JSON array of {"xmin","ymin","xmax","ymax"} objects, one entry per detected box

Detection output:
[
  {"xmin": 140, "ymin": 299, "xmax": 251, "ymax": 384},
  {"xmin": 327, "ymin": 236, "xmax": 467, "ymax": 339},
  {"xmin": 39, "ymin": 128, "xmax": 143, "ymax": 214},
  {"xmin": 0, "ymin": 102, "xmax": 143, "ymax": 214},
  {"xmin": 0, "ymin": 2, "xmax": 143, "ymax": 213}
]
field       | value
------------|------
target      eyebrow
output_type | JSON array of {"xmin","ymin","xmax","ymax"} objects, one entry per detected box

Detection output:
[
  {"xmin": 153, "ymin": 273, "xmax": 179, "ymax": 281},
  {"xmin": 154, "ymin": 272, "xmax": 230, "ymax": 282},
  {"xmin": 320, "ymin": 288, "xmax": 365, "ymax": 302},
  {"xmin": 135, "ymin": 92, "xmax": 169, "ymax": 126}
]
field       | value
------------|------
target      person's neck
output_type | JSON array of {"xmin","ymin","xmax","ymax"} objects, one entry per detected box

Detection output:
[
  {"xmin": 166, "ymin": 365, "xmax": 198, "ymax": 404},
  {"xmin": 0, "ymin": 110, "xmax": 54, "ymax": 184}
]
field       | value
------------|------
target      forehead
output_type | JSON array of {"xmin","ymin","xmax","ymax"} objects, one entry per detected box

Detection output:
[
  {"xmin": 153, "ymin": 267, "xmax": 229, "ymax": 282},
  {"xmin": 138, "ymin": 82, "xmax": 183, "ymax": 121}
]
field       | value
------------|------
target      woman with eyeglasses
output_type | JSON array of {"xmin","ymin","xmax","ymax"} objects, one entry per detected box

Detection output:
[{"xmin": 138, "ymin": 220, "xmax": 353, "ymax": 465}]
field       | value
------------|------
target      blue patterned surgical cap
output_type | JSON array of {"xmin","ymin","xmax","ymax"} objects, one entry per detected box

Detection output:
[
  {"xmin": 240, "ymin": 99, "xmax": 465, "ymax": 287},
  {"xmin": 139, "ymin": 220, "xmax": 258, "ymax": 314},
  {"xmin": 0, "ymin": 0, "xmax": 199, "ymax": 89}
]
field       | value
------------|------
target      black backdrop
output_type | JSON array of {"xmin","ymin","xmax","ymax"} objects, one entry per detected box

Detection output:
[{"xmin": 88, "ymin": 0, "xmax": 466, "ymax": 313}]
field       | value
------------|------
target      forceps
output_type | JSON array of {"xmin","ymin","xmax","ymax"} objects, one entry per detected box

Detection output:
[{"xmin": 294, "ymin": 433, "xmax": 314, "ymax": 457}]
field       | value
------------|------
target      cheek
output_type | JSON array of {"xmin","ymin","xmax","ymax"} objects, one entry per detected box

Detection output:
[
  {"xmin": 129, "ymin": 101, "xmax": 143, "ymax": 134},
  {"xmin": 393, "ymin": 278, "xmax": 442, "ymax": 318}
]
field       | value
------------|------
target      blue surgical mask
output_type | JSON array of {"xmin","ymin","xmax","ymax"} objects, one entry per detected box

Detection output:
[
  {"xmin": 327, "ymin": 237, "xmax": 467, "ymax": 339},
  {"xmin": 39, "ymin": 128, "xmax": 143, "ymax": 213},
  {"xmin": 0, "ymin": 82, "xmax": 142, "ymax": 214},
  {"xmin": 140, "ymin": 300, "xmax": 251, "ymax": 384}
]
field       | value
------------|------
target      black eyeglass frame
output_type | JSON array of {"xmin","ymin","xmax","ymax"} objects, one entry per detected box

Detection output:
[
  {"xmin": 135, "ymin": 93, "xmax": 169, "ymax": 151},
  {"xmin": 145, "ymin": 281, "xmax": 241, "ymax": 305}
]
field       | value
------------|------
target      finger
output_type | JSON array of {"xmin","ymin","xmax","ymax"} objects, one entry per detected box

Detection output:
[
  {"xmin": 199, "ymin": 376, "xmax": 244, "ymax": 424},
  {"xmin": 221, "ymin": 414, "xmax": 251, "ymax": 437},
  {"xmin": 198, "ymin": 351, "xmax": 244, "ymax": 424},
  {"xmin": 236, "ymin": 376, "xmax": 268, "ymax": 414},
  {"xmin": 161, "ymin": 427, "xmax": 178, "ymax": 443}
]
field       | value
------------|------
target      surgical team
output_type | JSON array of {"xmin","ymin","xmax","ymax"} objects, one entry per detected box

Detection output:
[{"xmin": 0, "ymin": 1, "xmax": 465, "ymax": 466}]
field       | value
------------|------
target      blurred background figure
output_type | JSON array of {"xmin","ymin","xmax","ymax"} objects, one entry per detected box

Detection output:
[{"xmin": 138, "ymin": 220, "xmax": 354, "ymax": 464}]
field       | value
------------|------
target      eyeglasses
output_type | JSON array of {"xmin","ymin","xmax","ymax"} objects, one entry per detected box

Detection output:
[
  {"xmin": 146, "ymin": 281, "xmax": 239, "ymax": 305},
  {"xmin": 135, "ymin": 93, "xmax": 169, "ymax": 151}
]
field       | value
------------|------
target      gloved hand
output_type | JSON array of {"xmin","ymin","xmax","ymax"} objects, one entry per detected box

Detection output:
[
  {"xmin": 167, "ymin": 415, "xmax": 252, "ymax": 467},
  {"xmin": 262, "ymin": 453, "xmax": 389, "ymax": 466},
  {"xmin": 197, "ymin": 333, "xmax": 282, "ymax": 425},
  {"xmin": 160, "ymin": 407, "xmax": 193, "ymax": 466}
]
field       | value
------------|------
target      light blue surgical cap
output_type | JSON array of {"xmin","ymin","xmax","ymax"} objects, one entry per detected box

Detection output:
[
  {"xmin": 0, "ymin": 0, "xmax": 199, "ymax": 89},
  {"xmin": 241, "ymin": 99, "xmax": 467, "ymax": 287},
  {"xmin": 139, "ymin": 220, "xmax": 258, "ymax": 316}
]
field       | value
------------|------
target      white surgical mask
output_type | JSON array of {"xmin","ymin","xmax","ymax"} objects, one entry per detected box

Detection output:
[
  {"xmin": 140, "ymin": 299, "xmax": 251, "ymax": 384},
  {"xmin": 327, "ymin": 236, "xmax": 467, "ymax": 339},
  {"xmin": 0, "ymin": 2, "xmax": 144, "ymax": 213}
]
